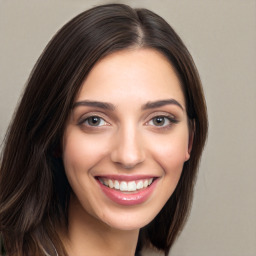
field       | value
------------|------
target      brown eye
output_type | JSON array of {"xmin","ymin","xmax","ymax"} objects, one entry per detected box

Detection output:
[
  {"xmin": 147, "ymin": 115, "xmax": 178, "ymax": 128},
  {"xmin": 152, "ymin": 116, "xmax": 166, "ymax": 126},
  {"xmin": 85, "ymin": 116, "xmax": 106, "ymax": 126}
]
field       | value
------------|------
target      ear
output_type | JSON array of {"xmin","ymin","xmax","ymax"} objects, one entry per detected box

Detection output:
[{"xmin": 185, "ymin": 119, "xmax": 195, "ymax": 161}]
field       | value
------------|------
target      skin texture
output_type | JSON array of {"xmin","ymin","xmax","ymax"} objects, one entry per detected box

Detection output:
[{"xmin": 62, "ymin": 48, "xmax": 192, "ymax": 255}]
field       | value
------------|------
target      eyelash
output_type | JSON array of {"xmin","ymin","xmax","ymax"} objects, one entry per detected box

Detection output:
[
  {"xmin": 146, "ymin": 114, "xmax": 179, "ymax": 129},
  {"xmin": 78, "ymin": 115, "xmax": 109, "ymax": 127},
  {"xmin": 78, "ymin": 113, "xmax": 178, "ymax": 129}
]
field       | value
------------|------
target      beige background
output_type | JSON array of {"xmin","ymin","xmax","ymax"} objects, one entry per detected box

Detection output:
[{"xmin": 0, "ymin": 0, "xmax": 255, "ymax": 255}]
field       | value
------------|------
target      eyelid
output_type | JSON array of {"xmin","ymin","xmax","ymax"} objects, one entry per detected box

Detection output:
[
  {"xmin": 77, "ymin": 112, "xmax": 110, "ymax": 126},
  {"xmin": 145, "ymin": 111, "xmax": 178, "ymax": 122},
  {"xmin": 145, "ymin": 112, "xmax": 179, "ymax": 128}
]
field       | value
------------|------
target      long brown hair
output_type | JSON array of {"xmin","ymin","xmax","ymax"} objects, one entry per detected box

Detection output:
[{"xmin": 0, "ymin": 4, "xmax": 208, "ymax": 256}]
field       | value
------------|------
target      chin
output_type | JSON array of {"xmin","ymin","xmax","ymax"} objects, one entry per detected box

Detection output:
[
  {"xmin": 94, "ymin": 202, "xmax": 162, "ymax": 231},
  {"xmin": 104, "ymin": 215, "xmax": 153, "ymax": 231}
]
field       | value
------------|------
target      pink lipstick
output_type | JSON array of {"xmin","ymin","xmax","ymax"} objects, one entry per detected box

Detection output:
[{"xmin": 96, "ymin": 176, "xmax": 158, "ymax": 206}]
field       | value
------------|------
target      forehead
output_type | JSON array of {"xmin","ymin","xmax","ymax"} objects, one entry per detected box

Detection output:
[{"xmin": 76, "ymin": 48, "xmax": 185, "ymax": 106}]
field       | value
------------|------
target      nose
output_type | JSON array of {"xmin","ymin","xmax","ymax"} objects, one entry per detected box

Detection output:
[{"xmin": 110, "ymin": 126, "xmax": 145, "ymax": 169}]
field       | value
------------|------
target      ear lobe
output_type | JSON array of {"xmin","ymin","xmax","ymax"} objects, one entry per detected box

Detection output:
[{"xmin": 185, "ymin": 119, "xmax": 195, "ymax": 161}]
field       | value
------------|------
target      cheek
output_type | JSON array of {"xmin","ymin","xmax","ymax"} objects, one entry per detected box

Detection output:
[
  {"xmin": 62, "ymin": 130, "xmax": 110, "ymax": 214},
  {"xmin": 62, "ymin": 129, "xmax": 113, "ymax": 210},
  {"xmin": 62, "ymin": 130, "xmax": 109, "ymax": 174},
  {"xmin": 151, "ymin": 133, "xmax": 189, "ymax": 173},
  {"xmin": 151, "ymin": 140, "xmax": 187, "ymax": 204},
  {"xmin": 149, "ymin": 131, "xmax": 189, "ymax": 197}
]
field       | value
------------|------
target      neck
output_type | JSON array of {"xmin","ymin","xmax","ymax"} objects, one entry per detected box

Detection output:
[{"xmin": 62, "ymin": 195, "xmax": 139, "ymax": 256}]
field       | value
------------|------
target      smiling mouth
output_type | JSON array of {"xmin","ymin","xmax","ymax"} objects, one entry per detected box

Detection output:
[
  {"xmin": 97, "ymin": 177, "xmax": 155, "ymax": 193},
  {"xmin": 96, "ymin": 176, "xmax": 159, "ymax": 205}
]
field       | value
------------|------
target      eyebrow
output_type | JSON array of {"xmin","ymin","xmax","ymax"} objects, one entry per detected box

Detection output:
[
  {"xmin": 73, "ymin": 100, "xmax": 115, "ymax": 111},
  {"xmin": 73, "ymin": 98, "xmax": 184, "ymax": 111},
  {"xmin": 142, "ymin": 99, "xmax": 184, "ymax": 111}
]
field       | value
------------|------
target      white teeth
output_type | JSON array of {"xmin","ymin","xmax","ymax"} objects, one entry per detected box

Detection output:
[
  {"xmin": 120, "ymin": 181, "xmax": 128, "ymax": 191},
  {"xmin": 103, "ymin": 179, "xmax": 109, "ymax": 186},
  {"xmin": 100, "ymin": 178, "xmax": 154, "ymax": 192},
  {"xmin": 128, "ymin": 181, "xmax": 136, "ymax": 191},
  {"xmin": 143, "ymin": 180, "xmax": 148, "ymax": 187},
  {"xmin": 108, "ymin": 180, "xmax": 114, "ymax": 188},
  {"xmin": 136, "ymin": 180, "xmax": 143, "ymax": 190},
  {"xmin": 114, "ymin": 180, "xmax": 120, "ymax": 189}
]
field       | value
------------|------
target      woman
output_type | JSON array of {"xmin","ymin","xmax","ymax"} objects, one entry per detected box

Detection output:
[{"xmin": 0, "ymin": 3, "xmax": 208, "ymax": 256}]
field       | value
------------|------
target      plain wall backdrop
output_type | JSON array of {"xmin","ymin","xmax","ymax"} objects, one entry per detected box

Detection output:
[{"xmin": 0, "ymin": 0, "xmax": 255, "ymax": 255}]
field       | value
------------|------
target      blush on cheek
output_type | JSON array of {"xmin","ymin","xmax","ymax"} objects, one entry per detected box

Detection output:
[
  {"xmin": 155, "ymin": 141, "xmax": 187, "ymax": 166},
  {"xmin": 64, "ymin": 135, "xmax": 98, "ymax": 164}
]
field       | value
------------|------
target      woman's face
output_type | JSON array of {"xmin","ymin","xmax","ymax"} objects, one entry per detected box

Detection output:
[{"xmin": 63, "ymin": 48, "xmax": 191, "ymax": 231}]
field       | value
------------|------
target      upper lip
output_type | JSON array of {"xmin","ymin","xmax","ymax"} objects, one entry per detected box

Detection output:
[{"xmin": 95, "ymin": 174, "xmax": 158, "ymax": 181}]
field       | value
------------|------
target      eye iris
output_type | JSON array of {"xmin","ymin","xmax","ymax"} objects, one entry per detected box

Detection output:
[
  {"xmin": 88, "ymin": 116, "xmax": 101, "ymax": 126},
  {"xmin": 153, "ymin": 117, "xmax": 165, "ymax": 126}
]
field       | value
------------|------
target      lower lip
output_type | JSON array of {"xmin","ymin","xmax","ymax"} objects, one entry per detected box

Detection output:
[{"xmin": 97, "ymin": 179, "xmax": 158, "ymax": 206}]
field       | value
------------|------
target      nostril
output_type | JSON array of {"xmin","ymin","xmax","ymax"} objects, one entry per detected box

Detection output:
[
  {"xmin": 110, "ymin": 131, "xmax": 146, "ymax": 169},
  {"xmin": 110, "ymin": 144, "xmax": 146, "ymax": 168},
  {"xmin": 122, "ymin": 164, "xmax": 136, "ymax": 170}
]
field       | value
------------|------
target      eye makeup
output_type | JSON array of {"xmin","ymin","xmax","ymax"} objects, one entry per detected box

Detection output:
[
  {"xmin": 144, "ymin": 111, "xmax": 180, "ymax": 130},
  {"xmin": 76, "ymin": 112, "xmax": 111, "ymax": 129}
]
